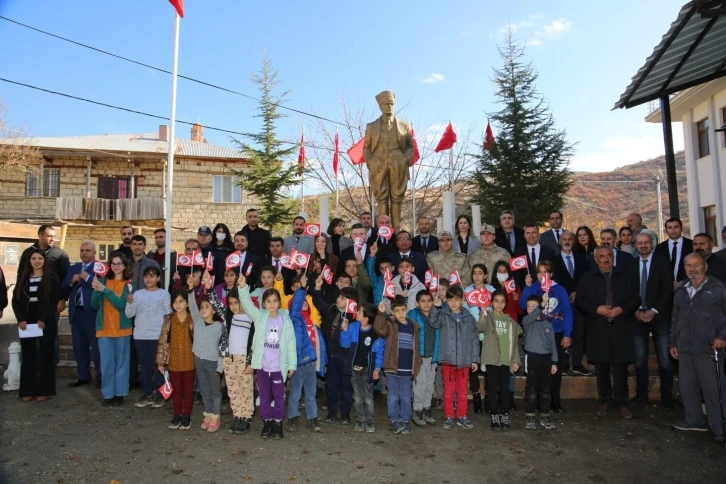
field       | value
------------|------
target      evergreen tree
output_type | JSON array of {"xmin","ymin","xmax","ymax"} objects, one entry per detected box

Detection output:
[
  {"xmin": 231, "ymin": 54, "xmax": 300, "ymax": 230},
  {"xmin": 471, "ymin": 31, "xmax": 574, "ymax": 226}
]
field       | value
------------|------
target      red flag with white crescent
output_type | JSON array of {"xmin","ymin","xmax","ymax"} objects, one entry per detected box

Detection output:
[
  {"xmin": 448, "ymin": 271, "xmax": 461, "ymax": 286},
  {"xmin": 176, "ymin": 253, "xmax": 192, "ymax": 268},
  {"xmin": 93, "ymin": 261, "xmax": 109, "ymax": 277},
  {"xmin": 509, "ymin": 255, "xmax": 528, "ymax": 272},
  {"xmin": 297, "ymin": 129, "xmax": 305, "ymax": 169},
  {"xmin": 540, "ymin": 272, "xmax": 553, "ymax": 293},
  {"xmin": 465, "ymin": 289, "xmax": 480, "ymax": 307},
  {"xmin": 479, "ymin": 289, "xmax": 492, "ymax": 307},
  {"xmin": 383, "ymin": 280, "xmax": 397, "ymax": 300},
  {"xmin": 225, "ymin": 251, "xmax": 241, "ymax": 270},
  {"xmin": 410, "ymin": 125, "xmax": 421, "ymax": 166},
  {"xmin": 346, "ymin": 299, "xmax": 358, "ymax": 315},
  {"xmin": 424, "ymin": 269, "xmax": 434, "ymax": 288},
  {"xmin": 321, "ymin": 264, "xmax": 334, "ymax": 285},
  {"xmin": 429, "ymin": 276, "xmax": 439, "ymax": 294},
  {"xmin": 504, "ymin": 278, "xmax": 517, "ymax": 295},
  {"xmin": 280, "ymin": 253, "xmax": 296, "ymax": 270},
  {"xmin": 303, "ymin": 223, "xmax": 321, "ymax": 237}
]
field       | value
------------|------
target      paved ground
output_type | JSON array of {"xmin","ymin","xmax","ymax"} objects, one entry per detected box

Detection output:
[{"xmin": 1, "ymin": 378, "xmax": 725, "ymax": 484}]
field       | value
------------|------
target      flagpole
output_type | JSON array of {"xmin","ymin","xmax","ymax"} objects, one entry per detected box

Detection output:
[
  {"xmin": 164, "ymin": 11, "xmax": 181, "ymax": 291},
  {"xmin": 449, "ymin": 145, "xmax": 454, "ymax": 223},
  {"xmin": 411, "ymin": 164, "xmax": 416, "ymax": 231},
  {"xmin": 335, "ymin": 125, "xmax": 340, "ymax": 217},
  {"xmin": 300, "ymin": 125, "xmax": 305, "ymax": 215}
]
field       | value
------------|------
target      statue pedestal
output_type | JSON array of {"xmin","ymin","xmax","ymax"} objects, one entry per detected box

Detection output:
[{"xmin": 3, "ymin": 342, "xmax": 21, "ymax": 391}]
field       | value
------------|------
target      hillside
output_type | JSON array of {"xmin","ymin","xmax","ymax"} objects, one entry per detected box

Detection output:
[{"xmin": 563, "ymin": 151, "xmax": 687, "ymax": 235}]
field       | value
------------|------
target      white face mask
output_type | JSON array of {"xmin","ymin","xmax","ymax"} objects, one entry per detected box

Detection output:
[
  {"xmin": 496, "ymin": 273, "xmax": 509, "ymax": 283},
  {"xmin": 216, "ymin": 233, "xmax": 226, "ymax": 241}
]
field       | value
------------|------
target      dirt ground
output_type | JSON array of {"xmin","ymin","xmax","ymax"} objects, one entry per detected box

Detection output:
[{"xmin": 1, "ymin": 378, "xmax": 725, "ymax": 484}]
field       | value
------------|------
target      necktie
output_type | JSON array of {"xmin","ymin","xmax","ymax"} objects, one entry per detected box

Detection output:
[
  {"xmin": 640, "ymin": 259, "xmax": 648, "ymax": 309},
  {"xmin": 671, "ymin": 241, "xmax": 678, "ymax": 270},
  {"xmin": 555, "ymin": 230, "xmax": 560, "ymax": 243},
  {"xmin": 507, "ymin": 232, "xmax": 514, "ymax": 252},
  {"xmin": 566, "ymin": 255, "xmax": 574, "ymax": 279},
  {"xmin": 531, "ymin": 247, "xmax": 536, "ymax": 268},
  {"xmin": 275, "ymin": 260, "xmax": 280, "ymax": 271},
  {"xmin": 75, "ymin": 264, "xmax": 87, "ymax": 307},
  {"xmin": 422, "ymin": 237, "xmax": 427, "ymax": 251}
]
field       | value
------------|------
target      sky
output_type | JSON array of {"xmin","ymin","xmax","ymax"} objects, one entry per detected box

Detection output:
[{"xmin": 0, "ymin": 0, "xmax": 686, "ymax": 174}]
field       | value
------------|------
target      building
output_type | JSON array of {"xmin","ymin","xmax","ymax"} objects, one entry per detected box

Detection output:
[
  {"xmin": 0, "ymin": 123, "xmax": 250, "ymax": 262},
  {"xmin": 646, "ymin": 77, "xmax": 726, "ymax": 246}
]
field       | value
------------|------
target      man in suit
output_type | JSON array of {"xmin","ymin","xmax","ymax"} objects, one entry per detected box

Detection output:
[
  {"xmin": 553, "ymin": 231, "xmax": 590, "ymax": 375},
  {"xmin": 337, "ymin": 224, "xmax": 370, "ymax": 276},
  {"xmin": 267, "ymin": 236, "xmax": 296, "ymax": 292},
  {"xmin": 283, "ymin": 216, "xmax": 315, "ymax": 254},
  {"xmin": 61, "ymin": 241, "xmax": 101, "ymax": 388},
  {"xmin": 628, "ymin": 233, "xmax": 674, "ymax": 407},
  {"xmin": 232, "ymin": 231, "xmax": 261, "ymax": 290},
  {"xmin": 694, "ymin": 233, "xmax": 726, "ymax": 283},
  {"xmin": 494, "ymin": 210, "xmax": 526, "ymax": 256},
  {"xmin": 363, "ymin": 90, "xmax": 414, "ymax": 230},
  {"xmin": 388, "ymin": 229, "xmax": 429, "ymax": 282},
  {"xmin": 412, "ymin": 216, "xmax": 439, "ymax": 256},
  {"xmin": 654, "ymin": 217, "xmax": 693, "ymax": 286},
  {"xmin": 577, "ymin": 245, "xmax": 639, "ymax": 419},
  {"xmin": 360, "ymin": 212, "xmax": 374, "ymax": 240},
  {"xmin": 147, "ymin": 228, "xmax": 177, "ymax": 290},
  {"xmin": 588, "ymin": 228, "xmax": 633, "ymax": 273},
  {"xmin": 512, "ymin": 224, "xmax": 556, "ymax": 289},
  {"xmin": 366, "ymin": 214, "xmax": 397, "ymax": 260},
  {"xmin": 540, "ymin": 210, "xmax": 565, "ymax": 255}
]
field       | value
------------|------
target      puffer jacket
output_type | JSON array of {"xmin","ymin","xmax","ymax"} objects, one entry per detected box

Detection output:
[
  {"xmin": 290, "ymin": 288, "xmax": 327, "ymax": 376},
  {"xmin": 407, "ymin": 308, "xmax": 440, "ymax": 362},
  {"xmin": 427, "ymin": 305, "xmax": 480, "ymax": 368},
  {"xmin": 340, "ymin": 321, "xmax": 385, "ymax": 382},
  {"xmin": 670, "ymin": 277, "xmax": 726, "ymax": 355}
]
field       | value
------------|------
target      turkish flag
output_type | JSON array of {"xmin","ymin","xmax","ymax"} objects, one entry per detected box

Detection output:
[
  {"xmin": 297, "ymin": 130, "xmax": 305, "ymax": 169},
  {"xmin": 410, "ymin": 125, "xmax": 421, "ymax": 166},
  {"xmin": 93, "ymin": 261, "xmax": 109, "ymax": 277},
  {"xmin": 382, "ymin": 266, "xmax": 393, "ymax": 282},
  {"xmin": 465, "ymin": 289, "xmax": 480, "ymax": 307},
  {"xmin": 176, "ymin": 253, "xmax": 192, "ymax": 268},
  {"xmin": 192, "ymin": 250, "xmax": 205, "ymax": 267},
  {"xmin": 509, "ymin": 255, "xmax": 528, "ymax": 272},
  {"xmin": 303, "ymin": 223, "xmax": 321, "ymax": 237},
  {"xmin": 402, "ymin": 271, "xmax": 412, "ymax": 286},
  {"xmin": 292, "ymin": 250, "xmax": 310, "ymax": 269},
  {"xmin": 424, "ymin": 269, "xmax": 434, "ymax": 288},
  {"xmin": 206, "ymin": 253, "xmax": 215, "ymax": 272},
  {"xmin": 429, "ymin": 276, "xmax": 439, "ymax": 294},
  {"xmin": 332, "ymin": 131, "xmax": 340, "ymax": 176},
  {"xmin": 321, "ymin": 264, "xmax": 334, "ymax": 285},
  {"xmin": 504, "ymin": 278, "xmax": 517, "ymax": 295},
  {"xmin": 434, "ymin": 122, "xmax": 457, "ymax": 153},
  {"xmin": 347, "ymin": 137, "xmax": 365, "ymax": 165},
  {"xmin": 484, "ymin": 122, "xmax": 496, "ymax": 151},
  {"xmin": 346, "ymin": 299, "xmax": 358, "ymax": 315},
  {"xmin": 245, "ymin": 263, "xmax": 253, "ymax": 277},
  {"xmin": 280, "ymin": 254, "xmax": 296, "ymax": 270},
  {"xmin": 383, "ymin": 279, "xmax": 397, "ymax": 300},
  {"xmin": 540, "ymin": 273, "xmax": 553, "ymax": 293},
  {"xmin": 448, "ymin": 270, "xmax": 462, "ymax": 286},
  {"xmin": 168, "ymin": 0, "xmax": 184, "ymax": 17},
  {"xmin": 225, "ymin": 251, "xmax": 241, "ymax": 270},
  {"xmin": 479, "ymin": 289, "xmax": 492, "ymax": 307}
]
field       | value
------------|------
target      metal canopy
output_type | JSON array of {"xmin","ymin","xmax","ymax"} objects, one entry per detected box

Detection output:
[{"xmin": 614, "ymin": 0, "xmax": 726, "ymax": 110}]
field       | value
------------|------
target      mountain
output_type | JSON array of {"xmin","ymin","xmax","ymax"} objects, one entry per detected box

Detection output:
[{"xmin": 563, "ymin": 151, "xmax": 687, "ymax": 236}]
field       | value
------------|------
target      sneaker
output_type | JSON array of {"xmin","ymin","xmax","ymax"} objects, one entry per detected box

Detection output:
[
  {"xmin": 392, "ymin": 421, "xmax": 404, "ymax": 434},
  {"xmin": 500, "ymin": 412, "xmax": 511, "ymax": 430},
  {"xmin": 308, "ymin": 418, "xmax": 322, "ymax": 433},
  {"xmin": 671, "ymin": 421, "xmax": 709, "ymax": 432},
  {"xmin": 236, "ymin": 418, "xmax": 251, "ymax": 435},
  {"xmin": 261, "ymin": 420, "xmax": 272, "ymax": 439},
  {"xmin": 525, "ymin": 413, "xmax": 536, "ymax": 430},
  {"xmin": 168, "ymin": 415, "xmax": 182, "ymax": 430},
  {"xmin": 206, "ymin": 414, "xmax": 221, "ymax": 432},
  {"xmin": 179, "ymin": 416, "xmax": 191, "ymax": 430},
  {"xmin": 325, "ymin": 411, "xmax": 339, "ymax": 424},
  {"xmin": 540, "ymin": 413, "xmax": 555, "ymax": 430},
  {"xmin": 402, "ymin": 421, "xmax": 412, "ymax": 435},
  {"xmin": 355, "ymin": 421, "xmax": 365, "ymax": 432},
  {"xmin": 101, "ymin": 398, "xmax": 114, "ymax": 407},
  {"xmin": 229, "ymin": 417, "xmax": 240, "ymax": 434},
  {"xmin": 435, "ymin": 399, "xmax": 443, "ymax": 410},
  {"xmin": 272, "ymin": 420, "xmax": 284, "ymax": 440},
  {"xmin": 288, "ymin": 416, "xmax": 299, "ymax": 432},
  {"xmin": 442, "ymin": 417, "xmax": 455, "ymax": 429},
  {"xmin": 456, "ymin": 417, "xmax": 474, "ymax": 430},
  {"xmin": 412, "ymin": 410, "xmax": 426, "ymax": 427},
  {"xmin": 490, "ymin": 413, "xmax": 501, "ymax": 431},
  {"xmin": 201, "ymin": 412, "xmax": 211, "ymax": 430},
  {"xmin": 134, "ymin": 395, "xmax": 154, "ymax": 408},
  {"xmin": 571, "ymin": 366, "xmax": 593, "ymax": 376},
  {"xmin": 151, "ymin": 393, "xmax": 165, "ymax": 408},
  {"xmin": 365, "ymin": 420, "xmax": 376, "ymax": 433},
  {"xmin": 340, "ymin": 413, "xmax": 351, "ymax": 425},
  {"xmin": 423, "ymin": 408, "xmax": 436, "ymax": 424},
  {"xmin": 716, "ymin": 435, "xmax": 725, "ymax": 443}
]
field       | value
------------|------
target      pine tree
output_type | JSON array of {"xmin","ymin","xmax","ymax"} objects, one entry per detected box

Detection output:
[
  {"xmin": 471, "ymin": 30, "xmax": 574, "ymax": 226},
  {"xmin": 231, "ymin": 54, "xmax": 300, "ymax": 230}
]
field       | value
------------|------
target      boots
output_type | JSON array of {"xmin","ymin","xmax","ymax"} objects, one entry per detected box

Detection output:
[
  {"xmin": 413, "ymin": 410, "xmax": 427, "ymax": 427},
  {"xmin": 490, "ymin": 412, "xmax": 501, "ymax": 431},
  {"xmin": 473, "ymin": 392, "xmax": 483, "ymax": 413},
  {"xmin": 272, "ymin": 420, "xmax": 283, "ymax": 440},
  {"xmin": 423, "ymin": 408, "xmax": 436, "ymax": 424},
  {"xmin": 261, "ymin": 419, "xmax": 272, "ymax": 439}
]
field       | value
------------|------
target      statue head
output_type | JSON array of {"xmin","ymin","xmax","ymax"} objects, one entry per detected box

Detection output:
[{"xmin": 375, "ymin": 91, "xmax": 395, "ymax": 117}]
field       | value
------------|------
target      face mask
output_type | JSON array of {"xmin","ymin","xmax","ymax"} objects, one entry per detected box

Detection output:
[
  {"xmin": 216, "ymin": 233, "xmax": 226, "ymax": 241},
  {"xmin": 496, "ymin": 273, "xmax": 509, "ymax": 283}
]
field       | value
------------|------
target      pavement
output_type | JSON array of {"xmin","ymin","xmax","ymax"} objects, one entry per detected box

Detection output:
[{"xmin": 1, "ymin": 378, "xmax": 725, "ymax": 484}]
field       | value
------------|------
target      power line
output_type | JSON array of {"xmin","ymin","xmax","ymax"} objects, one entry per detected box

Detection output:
[{"xmin": 0, "ymin": 15, "xmax": 349, "ymax": 127}]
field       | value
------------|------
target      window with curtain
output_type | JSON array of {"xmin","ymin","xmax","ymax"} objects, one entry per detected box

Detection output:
[{"xmin": 213, "ymin": 175, "xmax": 241, "ymax": 203}]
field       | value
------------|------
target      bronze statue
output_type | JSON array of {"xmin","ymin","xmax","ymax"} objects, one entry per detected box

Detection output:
[{"xmin": 363, "ymin": 90, "xmax": 414, "ymax": 230}]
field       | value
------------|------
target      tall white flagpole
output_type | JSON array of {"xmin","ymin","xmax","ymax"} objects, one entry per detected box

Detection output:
[
  {"xmin": 335, "ymin": 125, "xmax": 340, "ymax": 217},
  {"xmin": 164, "ymin": 11, "xmax": 181, "ymax": 290},
  {"xmin": 300, "ymin": 126, "xmax": 305, "ymax": 215}
]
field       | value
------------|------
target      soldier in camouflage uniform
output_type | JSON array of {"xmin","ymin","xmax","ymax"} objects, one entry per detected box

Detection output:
[
  {"xmin": 426, "ymin": 231, "xmax": 472, "ymax": 287},
  {"xmin": 467, "ymin": 224, "xmax": 510, "ymax": 284}
]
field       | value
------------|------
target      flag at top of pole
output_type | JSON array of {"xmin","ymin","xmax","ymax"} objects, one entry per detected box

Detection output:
[
  {"xmin": 434, "ymin": 122, "xmax": 457, "ymax": 152},
  {"xmin": 410, "ymin": 125, "xmax": 421, "ymax": 166},
  {"xmin": 297, "ymin": 128, "xmax": 306, "ymax": 169},
  {"xmin": 169, "ymin": 0, "xmax": 184, "ymax": 17},
  {"xmin": 332, "ymin": 128, "xmax": 340, "ymax": 176},
  {"xmin": 484, "ymin": 121, "xmax": 496, "ymax": 151}
]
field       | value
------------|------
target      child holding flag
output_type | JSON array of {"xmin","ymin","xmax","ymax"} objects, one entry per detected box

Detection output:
[{"xmin": 383, "ymin": 258, "xmax": 425, "ymax": 313}]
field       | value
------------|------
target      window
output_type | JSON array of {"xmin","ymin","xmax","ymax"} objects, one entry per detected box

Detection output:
[
  {"xmin": 98, "ymin": 177, "xmax": 135, "ymax": 199},
  {"xmin": 25, "ymin": 168, "xmax": 60, "ymax": 197},
  {"xmin": 704, "ymin": 205, "xmax": 717, "ymax": 244},
  {"xmin": 696, "ymin": 118, "xmax": 710, "ymax": 158},
  {"xmin": 99, "ymin": 244, "xmax": 115, "ymax": 261},
  {"xmin": 213, "ymin": 175, "xmax": 241, "ymax": 203}
]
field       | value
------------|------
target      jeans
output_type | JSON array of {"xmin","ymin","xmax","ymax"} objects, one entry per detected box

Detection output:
[
  {"xmin": 195, "ymin": 357, "xmax": 221, "ymax": 415},
  {"xmin": 98, "ymin": 336, "xmax": 131, "ymax": 400},
  {"xmin": 288, "ymin": 362, "xmax": 318, "ymax": 420},
  {"xmin": 135, "ymin": 339, "xmax": 164, "ymax": 398},
  {"xmin": 485, "ymin": 364, "xmax": 511, "ymax": 414},
  {"xmin": 351, "ymin": 368, "xmax": 375, "ymax": 422},
  {"xmin": 442, "ymin": 364, "xmax": 469, "ymax": 419},
  {"xmin": 413, "ymin": 358, "xmax": 437, "ymax": 411},
  {"xmin": 386, "ymin": 373, "xmax": 412, "ymax": 423},
  {"xmin": 257, "ymin": 370, "xmax": 285, "ymax": 421},
  {"xmin": 634, "ymin": 320, "xmax": 673, "ymax": 402},
  {"xmin": 326, "ymin": 356, "xmax": 352, "ymax": 415},
  {"xmin": 169, "ymin": 370, "xmax": 195, "ymax": 416},
  {"xmin": 70, "ymin": 309, "xmax": 100, "ymax": 382}
]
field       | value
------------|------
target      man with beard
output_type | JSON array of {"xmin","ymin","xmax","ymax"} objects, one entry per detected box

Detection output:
[
  {"xmin": 147, "ymin": 228, "xmax": 176, "ymax": 289},
  {"xmin": 693, "ymin": 233, "xmax": 726, "ymax": 283},
  {"xmin": 241, "ymin": 208, "xmax": 271, "ymax": 260},
  {"xmin": 117, "ymin": 226, "xmax": 134, "ymax": 259},
  {"xmin": 232, "ymin": 231, "xmax": 261, "ymax": 289},
  {"xmin": 283, "ymin": 216, "xmax": 315, "ymax": 254}
]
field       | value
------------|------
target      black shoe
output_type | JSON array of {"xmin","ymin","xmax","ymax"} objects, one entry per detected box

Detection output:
[
  {"xmin": 509, "ymin": 392, "xmax": 517, "ymax": 411},
  {"xmin": 272, "ymin": 420, "xmax": 283, "ymax": 440},
  {"xmin": 229, "ymin": 417, "xmax": 240, "ymax": 434},
  {"xmin": 325, "ymin": 411, "xmax": 338, "ymax": 423},
  {"xmin": 68, "ymin": 379, "xmax": 91, "ymax": 388},
  {"xmin": 236, "ymin": 418, "xmax": 251, "ymax": 435},
  {"xmin": 490, "ymin": 413, "xmax": 501, "ymax": 431},
  {"xmin": 101, "ymin": 398, "xmax": 114, "ymax": 407},
  {"xmin": 112, "ymin": 396, "xmax": 124, "ymax": 406},
  {"xmin": 630, "ymin": 396, "xmax": 648, "ymax": 406},
  {"xmin": 308, "ymin": 417, "xmax": 322, "ymax": 432},
  {"xmin": 435, "ymin": 398, "xmax": 443, "ymax": 410},
  {"xmin": 169, "ymin": 415, "xmax": 183, "ymax": 430},
  {"xmin": 483, "ymin": 393, "xmax": 491, "ymax": 413},
  {"xmin": 500, "ymin": 412, "xmax": 511, "ymax": 430},
  {"xmin": 179, "ymin": 416, "xmax": 191, "ymax": 430},
  {"xmin": 261, "ymin": 420, "xmax": 272, "ymax": 439},
  {"xmin": 340, "ymin": 413, "xmax": 351, "ymax": 425},
  {"xmin": 473, "ymin": 392, "xmax": 483, "ymax": 413},
  {"xmin": 288, "ymin": 416, "xmax": 299, "ymax": 432},
  {"xmin": 571, "ymin": 366, "xmax": 593, "ymax": 376}
]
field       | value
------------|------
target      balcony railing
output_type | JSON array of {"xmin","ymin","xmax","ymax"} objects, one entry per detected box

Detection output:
[{"xmin": 55, "ymin": 197, "xmax": 164, "ymax": 221}]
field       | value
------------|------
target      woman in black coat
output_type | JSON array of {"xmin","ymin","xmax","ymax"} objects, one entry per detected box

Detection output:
[{"xmin": 12, "ymin": 248, "xmax": 60, "ymax": 401}]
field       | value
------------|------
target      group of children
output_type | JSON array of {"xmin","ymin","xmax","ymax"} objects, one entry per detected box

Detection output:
[{"xmin": 124, "ymin": 258, "xmax": 562, "ymax": 438}]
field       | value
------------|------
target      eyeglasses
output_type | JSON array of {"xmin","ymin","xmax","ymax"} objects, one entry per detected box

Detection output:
[{"xmin": 110, "ymin": 262, "xmax": 124, "ymax": 267}]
